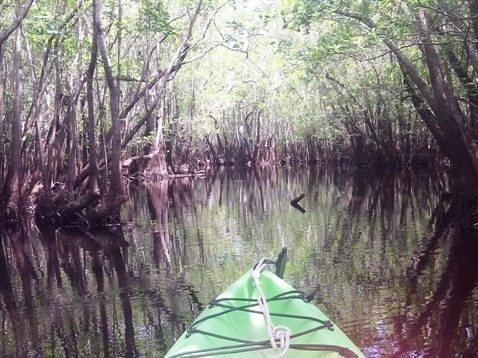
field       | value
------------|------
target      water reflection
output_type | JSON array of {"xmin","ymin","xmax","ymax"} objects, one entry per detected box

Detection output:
[
  {"xmin": 0, "ymin": 223, "xmax": 190, "ymax": 357},
  {"xmin": 394, "ymin": 197, "xmax": 478, "ymax": 358},
  {"xmin": 0, "ymin": 167, "xmax": 477, "ymax": 357}
]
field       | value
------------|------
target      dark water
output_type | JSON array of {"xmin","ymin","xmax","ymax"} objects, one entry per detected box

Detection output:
[{"xmin": 1, "ymin": 167, "xmax": 477, "ymax": 357}]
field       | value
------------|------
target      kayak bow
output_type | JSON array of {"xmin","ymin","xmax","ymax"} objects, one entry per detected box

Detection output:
[{"xmin": 165, "ymin": 249, "xmax": 366, "ymax": 358}]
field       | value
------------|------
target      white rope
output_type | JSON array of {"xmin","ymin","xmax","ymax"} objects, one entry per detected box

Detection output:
[{"xmin": 252, "ymin": 258, "xmax": 291, "ymax": 358}]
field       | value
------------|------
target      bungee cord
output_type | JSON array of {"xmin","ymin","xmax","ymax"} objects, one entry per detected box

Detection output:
[{"xmin": 168, "ymin": 257, "xmax": 360, "ymax": 358}]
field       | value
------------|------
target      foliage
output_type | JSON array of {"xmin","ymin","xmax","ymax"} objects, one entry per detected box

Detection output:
[
  {"xmin": 138, "ymin": 0, "xmax": 176, "ymax": 35},
  {"xmin": 0, "ymin": 0, "xmax": 467, "ymax": 222}
]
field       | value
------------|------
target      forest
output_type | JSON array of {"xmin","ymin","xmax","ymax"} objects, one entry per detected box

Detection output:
[{"xmin": 1, "ymin": 0, "xmax": 478, "ymax": 226}]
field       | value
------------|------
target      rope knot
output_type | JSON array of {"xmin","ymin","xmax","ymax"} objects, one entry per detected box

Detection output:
[
  {"xmin": 252, "ymin": 259, "xmax": 292, "ymax": 358},
  {"xmin": 273, "ymin": 325, "xmax": 291, "ymax": 350}
]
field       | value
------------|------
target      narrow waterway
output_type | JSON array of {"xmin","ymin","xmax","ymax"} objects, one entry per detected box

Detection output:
[{"xmin": 0, "ymin": 167, "xmax": 477, "ymax": 357}]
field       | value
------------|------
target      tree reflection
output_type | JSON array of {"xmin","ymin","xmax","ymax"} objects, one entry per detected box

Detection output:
[
  {"xmin": 1, "ymin": 168, "xmax": 478, "ymax": 357},
  {"xmin": 0, "ymin": 226, "xmax": 30, "ymax": 357},
  {"xmin": 0, "ymin": 224, "xmax": 149, "ymax": 357},
  {"xmin": 393, "ymin": 195, "xmax": 478, "ymax": 357},
  {"xmin": 321, "ymin": 168, "xmax": 478, "ymax": 357}
]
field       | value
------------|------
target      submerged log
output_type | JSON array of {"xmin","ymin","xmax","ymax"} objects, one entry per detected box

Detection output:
[{"xmin": 290, "ymin": 193, "xmax": 306, "ymax": 213}]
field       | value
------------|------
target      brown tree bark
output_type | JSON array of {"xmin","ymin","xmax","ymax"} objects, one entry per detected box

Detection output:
[
  {"xmin": 85, "ymin": 0, "xmax": 126, "ymax": 223},
  {"xmin": 0, "ymin": 0, "xmax": 34, "ymax": 218},
  {"xmin": 4, "ymin": 4, "xmax": 24, "ymax": 218},
  {"xmin": 85, "ymin": 5, "xmax": 100, "ymax": 200},
  {"xmin": 0, "ymin": 47, "xmax": 5, "ymax": 185}
]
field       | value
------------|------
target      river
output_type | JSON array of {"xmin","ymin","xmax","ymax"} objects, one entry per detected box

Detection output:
[{"xmin": 0, "ymin": 166, "xmax": 477, "ymax": 357}]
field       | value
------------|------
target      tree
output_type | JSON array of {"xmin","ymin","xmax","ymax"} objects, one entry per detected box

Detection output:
[
  {"xmin": 3, "ymin": 0, "xmax": 474, "ymax": 227},
  {"xmin": 0, "ymin": 0, "xmax": 35, "ymax": 219},
  {"xmin": 86, "ymin": 0, "xmax": 126, "ymax": 222},
  {"xmin": 284, "ymin": 0, "xmax": 478, "ymax": 199},
  {"xmin": 0, "ymin": 0, "xmax": 231, "ymax": 226}
]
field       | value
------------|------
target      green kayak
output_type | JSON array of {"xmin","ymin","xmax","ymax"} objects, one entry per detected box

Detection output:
[{"xmin": 165, "ymin": 250, "xmax": 366, "ymax": 358}]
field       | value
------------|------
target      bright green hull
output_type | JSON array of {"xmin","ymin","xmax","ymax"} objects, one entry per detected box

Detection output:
[{"xmin": 165, "ymin": 268, "xmax": 366, "ymax": 358}]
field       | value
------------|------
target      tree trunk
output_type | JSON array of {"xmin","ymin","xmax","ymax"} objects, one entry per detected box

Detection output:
[
  {"xmin": 0, "ymin": 47, "xmax": 5, "ymax": 187},
  {"xmin": 86, "ymin": 0, "xmax": 126, "ymax": 223},
  {"xmin": 0, "ymin": 0, "xmax": 35, "ymax": 212},
  {"xmin": 86, "ymin": 8, "xmax": 100, "ymax": 199},
  {"xmin": 4, "ymin": 7, "xmax": 24, "ymax": 218},
  {"xmin": 415, "ymin": 9, "xmax": 478, "ymax": 192},
  {"xmin": 251, "ymin": 110, "xmax": 262, "ymax": 163}
]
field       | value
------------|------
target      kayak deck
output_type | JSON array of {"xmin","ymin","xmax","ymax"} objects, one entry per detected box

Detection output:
[{"xmin": 165, "ymin": 261, "xmax": 366, "ymax": 358}]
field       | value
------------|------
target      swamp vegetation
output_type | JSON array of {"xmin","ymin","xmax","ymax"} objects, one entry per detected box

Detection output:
[
  {"xmin": 1, "ymin": 2, "xmax": 478, "ymax": 356},
  {"xmin": 1, "ymin": 0, "xmax": 478, "ymax": 227}
]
